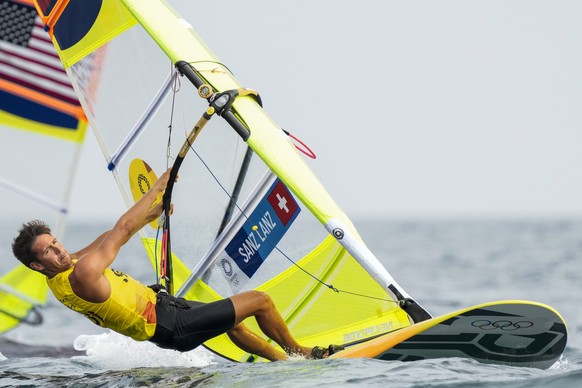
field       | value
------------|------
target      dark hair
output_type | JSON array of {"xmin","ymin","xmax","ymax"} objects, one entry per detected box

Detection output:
[{"xmin": 12, "ymin": 220, "xmax": 52, "ymax": 267}]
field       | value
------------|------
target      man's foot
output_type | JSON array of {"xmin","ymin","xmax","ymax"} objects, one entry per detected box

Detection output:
[{"xmin": 310, "ymin": 344, "xmax": 345, "ymax": 359}]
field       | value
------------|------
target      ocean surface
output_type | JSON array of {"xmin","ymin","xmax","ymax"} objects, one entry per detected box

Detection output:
[{"xmin": 1, "ymin": 218, "xmax": 581, "ymax": 387}]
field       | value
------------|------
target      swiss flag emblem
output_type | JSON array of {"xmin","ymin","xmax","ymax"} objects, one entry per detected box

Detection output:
[{"xmin": 267, "ymin": 181, "xmax": 298, "ymax": 226}]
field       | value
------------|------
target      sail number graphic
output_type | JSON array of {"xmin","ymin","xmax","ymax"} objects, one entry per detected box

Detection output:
[{"xmin": 471, "ymin": 319, "xmax": 534, "ymax": 331}]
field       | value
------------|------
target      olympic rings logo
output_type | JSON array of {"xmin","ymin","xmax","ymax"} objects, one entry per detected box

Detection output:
[
  {"xmin": 471, "ymin": 320, "xmax": 534, "ymax": 331},
  {"xmin": 221, "ymin": 259, "xmax": 233, "ymax": 276}
]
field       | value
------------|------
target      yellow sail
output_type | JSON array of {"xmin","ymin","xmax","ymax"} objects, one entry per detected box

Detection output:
[
  {"xmin": 0, "ymin": 266, "xmax": 46, "ymax": 333},
  {"xmin": 30, "ymin": 0, "xmax": 430, "ymax": 362},
  {"xmin": 187, "ymin": 235, "xmax": 412, "ymax": 362}
]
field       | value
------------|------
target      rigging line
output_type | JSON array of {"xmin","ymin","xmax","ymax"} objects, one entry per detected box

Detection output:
[
  {"xmin": 185, "ymin": 143, "xmax": 397, "ymax": 305},
  {"xmin": 153, "ymin": 223, "xmax": 161, "ymax": 284},
  {"xmin": 156, "ymin": 66, "xmax": 179, "ymax": 287},
  {"xmin": 166, "ymin": 68, "xmax": 180, "ymax": 169}
]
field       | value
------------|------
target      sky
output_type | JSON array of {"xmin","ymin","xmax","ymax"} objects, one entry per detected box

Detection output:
[{"xmin": 3, "ymin": 0, "xmax": 582, "ymax": 222}]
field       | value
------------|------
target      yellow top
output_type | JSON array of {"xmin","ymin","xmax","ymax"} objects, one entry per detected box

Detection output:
[{"xmin": 47, "ymin": 263, "xmax": 157, "ymax": 341}]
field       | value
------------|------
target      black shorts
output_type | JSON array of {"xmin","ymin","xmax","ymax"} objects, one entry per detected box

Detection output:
[{"xmin": 149, "ymin": 292, "xmax": 236, "ymax": 352}]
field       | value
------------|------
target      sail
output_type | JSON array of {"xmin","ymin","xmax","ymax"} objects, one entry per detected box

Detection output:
[
  {"xmin": 0, "ymin": 0, "xmax": 92, "ymax": 334},
  {"xmin": 32, "ymin": 0, "xmax": 430, "ymax": 362}
]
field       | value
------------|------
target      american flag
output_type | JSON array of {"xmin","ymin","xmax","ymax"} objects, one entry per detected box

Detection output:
[{"xmin": 0, "ymin": 0, "xmax": 80, "ymax": 108}]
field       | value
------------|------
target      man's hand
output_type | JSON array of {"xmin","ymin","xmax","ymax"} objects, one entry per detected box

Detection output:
[
  {"xmin": 153, "ymin": 168, "xmax": 172, "ymax": 193},
  {"xmin": 145, "ymin": 201, "xmax": 173, "ymax": 225},
  {"xmin": 144, "ymin": 168, "xmax": 177, "ymax": 226}
]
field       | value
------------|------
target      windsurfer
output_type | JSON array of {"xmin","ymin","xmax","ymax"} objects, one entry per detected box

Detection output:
[{"xmin": 11, "ymin": 168, "xmax": 342, "ymax": 361}]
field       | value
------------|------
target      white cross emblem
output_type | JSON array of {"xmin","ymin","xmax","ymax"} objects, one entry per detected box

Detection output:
[{"xmin": 276, "ymin": 193, "xmax": 289, "ymax": 213}]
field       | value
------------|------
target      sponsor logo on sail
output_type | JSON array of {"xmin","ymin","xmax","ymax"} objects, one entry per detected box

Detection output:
[
  {"xmin": 221, "ymin": 179, "xmax": 300, "ymax": 289},
  {"xmin": 343, "ymin": 322, "xmax": 394, "ymax": 342},
  {"xmin": 221, "ymin": 259, "xmax": 233, "ymax": 276}
]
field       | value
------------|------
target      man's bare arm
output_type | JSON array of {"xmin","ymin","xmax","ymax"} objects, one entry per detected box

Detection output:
[
  {"xmin": 70, "ymin": 198, "xmax": 170, "ymax": 261},
  {"xmin": 70, "ymin": 231, "xmax": 111, "ymax": 260},
  {"xmin": 69, "ymin": 168, "xmax": 172, "ymax": 302}
]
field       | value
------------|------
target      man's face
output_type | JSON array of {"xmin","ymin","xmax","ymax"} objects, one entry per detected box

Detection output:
[{"xmin": 30, "ymin": 234, "xmax": 72, "ymax": 275}]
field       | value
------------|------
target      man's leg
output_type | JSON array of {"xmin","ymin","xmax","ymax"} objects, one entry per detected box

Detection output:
[
  {"xmin": 227, "ymin": 323, "xmax": 287, "ymax": 361},
  {"xmin": 229, "ymin": 291, "xmax": 312, "ymax": 359}
]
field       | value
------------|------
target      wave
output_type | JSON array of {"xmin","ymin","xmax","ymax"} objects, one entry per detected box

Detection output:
[
  {"xmin": 1, "ymin": 346, "xmax": 581, "ymax": 387},
  {"xmin": 0, "ymin": 338, "xmax": 82, "ymax": 358},
  {"xmin": 71, "ymin": 331, "xmax": 215, "ymax": 370}
]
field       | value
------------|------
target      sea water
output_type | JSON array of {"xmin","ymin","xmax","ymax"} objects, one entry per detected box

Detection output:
[{"xmin": 1, "ymin": 218, "xmax": 581, "ymax": 387}]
